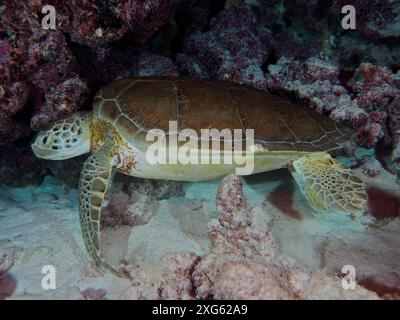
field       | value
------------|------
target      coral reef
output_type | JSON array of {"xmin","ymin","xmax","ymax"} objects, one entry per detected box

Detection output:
[
  {"xmin": 101, "ymin": 191, "xmax": 157, "ymax": 228},
  {"xmin": 266, "ymin": 57, "xmax": 400, "ymax": 174},
  {"xmin": 0, "ymin": 0, "xmax": 399, "ymax": 300},
  {"xmin": 0, "ymin": 0, "xmax": 185, "ymax": 143},
  {"xmin": 182, "ymin": 3, "xmax": 272, "ymax": 89},
  {"xmin": 125, "ymin": 252, "xmax": 199, "ymax": 299},
  {"xmin": 101, "ymin": 176, "xmax": 184, "ymax": 228},
  {"xmin": 80, "ymin": 288, "xmax": 107, "ymax": 300},
  {"xmin": 1, "ymin": 0, "xmax": 399, "ymax": 183},
  {"xmin": 0, "ymin": 1, "xmax": 84, "ymax": 135},
  {"xmin": 123, "ymin": 174, "xmax": 380, "ymax": 300},
  {"xmin": 192, "ymin": 175, "xmax": 377, "ymax": 300},
  {"xmin": 124, "ymin": 177, "xmax": 185, "ymax": 200},
  {"xmin": 0, "ymin": 247, "xmax": 21, "ymax": 300}
]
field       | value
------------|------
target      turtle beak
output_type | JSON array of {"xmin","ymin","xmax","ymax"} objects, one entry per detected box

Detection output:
[{"xmin": 31, "ymin": 143, "xmax": 46, "ymax": 158}]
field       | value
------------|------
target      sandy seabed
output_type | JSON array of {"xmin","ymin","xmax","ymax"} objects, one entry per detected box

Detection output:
[{"xmin": 0, "ymin": 163, "xmax": 399, "ymax": 300}]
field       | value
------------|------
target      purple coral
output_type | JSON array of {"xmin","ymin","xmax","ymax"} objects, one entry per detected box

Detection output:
[
  {"xmin": 265, "ymin": 56, "xmax": 400, "ymax": 170},
  {"xmin": 0, "ymin": 0, "xmax": 399, "ymax": 183},
  {"xmin": 70, "ymin": 0, "xmax": 185, "ymax": 47},
  {"xmin": 0, "ymin": 0, "xmax": 185, "ymax": 144},
  {"xmin": 266, "ymin": 57, "xmax": 352, "ymax": 113},
  {"xmin": 31, "ymin": 77, "xmax": 88, "ymax": 129},
  {"xmin": 0, "ymin": 2, "xmax": 84, "ymax": 138},
  {"xmin": 183, "ymin": 4, "xmax": 272, "ymax": 89}
]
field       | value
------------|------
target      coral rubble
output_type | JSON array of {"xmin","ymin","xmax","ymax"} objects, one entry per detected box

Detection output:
[{"xmin": 124, "ymin": 174, "xmax": 380, "ymax": 300}]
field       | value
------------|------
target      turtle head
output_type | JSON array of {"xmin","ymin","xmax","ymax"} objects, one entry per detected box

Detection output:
[{"xmin": 32, "ymin": 113, "xmax": 92, "ymax": 160}]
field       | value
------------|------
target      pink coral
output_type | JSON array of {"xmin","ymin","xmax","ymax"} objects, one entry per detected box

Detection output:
[
  {"xmin": 0, "ymin": 2, "xmax": 83, "ymax": 139},
  {"xmin": 191, "ymin": 175, "xmax": 379, "ymax": 300},
  {"xmin": 31, "ymin": 77, "xmax": 88, "ymax": 129},
  {"xmin": 0, "ymin": 247, "xmax": 21, "ymax": 300},
  {"xmin": 350, "ymin": 64, "xmax": 400, "ymax": 149},
  {"xmin": 81, "ymin": 288, "xmax": 107, "ymax": 300},
  {"xmin": 124, "ymin": 53, "xmax": 179, "ymax": 78},
  {"xmin": 101, "ymin": 190, "xmax": 158, "ymax": 228},
  {"xmin": 183, "ymin": 4, "xmax": 272, "ymax": 89},
  {"xmin": 211, "ymin": 174, "xmax": 276, "ymax": 257},
  {"xmin": 69, "ymin": 0, "xmax": 185, "ymax": 47},
  {"xmin": 0, "ymin": 0, "xmax": 185, "ymax": 143},
  {"xmin": 101, "ymin": 192, "xmax": 135, "ymax": 228},
  {"xmin": 125, "ymin": 252, "xmax": 199, "ymax": 300},
  {"xmin": 193, "ymin": 254, "xmax": 293, "ymax": 299},
  {"xmin": 266, "ymin": 57, "xmax": 400, "ymax": 168},
  {"xmin": 123, "ymin": 174, "xmax": 380, "ymax": 300},
  {"xmin": 266, "ymin": 57, "xmax": 353, "ymax": 112}
]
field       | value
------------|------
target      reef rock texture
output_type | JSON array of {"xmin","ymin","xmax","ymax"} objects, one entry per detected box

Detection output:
[
  {"xmin": 180, "ymin": 0, "xmax": 400, "ymax": 176},
  {"xmin": 0, "ymin": 0, "xmax": 186, "ymax": 143},
  {"xmin": 101, "ymin": 191, "xmax": 157, "ymax": 228},
  {"xmin": 182, "ymin": 3, "xmax": 272, "ymax": 89},
  {"xmin": 210, "ymin": 174, "xmax": 276, "ymax": 258},
  {"xmin": 266, "ymin": 58, "xmax": 399, "ymax": 148},
  {"xmin": 100, "ymin": 175, "xmax": 184, "ymax": 228},
  {"xmin": 1, "ymin": 0, "xmax": 400, "ymax": 183},
  {"xmin": 124, "ymin": 174, "xmax": 380, "ymax": 300},
  {"xmin": 192, "ymin": 175, "xmax": 378, "ymax": 300},
  {"xmin": 266, "ymin": 57, "xmax": 400, "ymax": 174},
  {"xmin": 125, "ymin": 252, "xmax": 199, "ymax": 300},
  {"xmin": 0, "ymin": 1, "xmax": 86, "ymax": 136},
  {"xmin": 0, "ymin": 247, "xmax": 22, "ymax": 300}
]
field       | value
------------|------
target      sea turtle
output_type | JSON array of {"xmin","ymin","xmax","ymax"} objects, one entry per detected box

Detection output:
[{"xmin": 31, "ymin": 77, "xmax": 368, "ymax": 277}]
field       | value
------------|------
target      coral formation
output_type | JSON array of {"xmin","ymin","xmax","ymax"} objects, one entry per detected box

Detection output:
[
  {"xmin": 100, "ymin": 176, "xmax": 184, "ymax": 228},
  {"xmin": 182, "ymin": 3, "xmax": 272, "ymax": 89},
  {"xmin": 191, "ymin": 175, "xmax": 377, "ymax": 300},
  {"xmin": 80, "ymin": 288, "xmax": 107, "ymax": 300},
  {"xmin": 101, "ymin": 191, "xmax": 156, "ymax": 228},
  {"xmin": 1, "ymin": 0, "xmax": 399, "ymax": 183},
  {"xmin": 266, "ymin": 57, "xmax": 400, "ymax": 174},
  {"xmin": 125, "ymin": 252, "xmax": 199, "ymax": 299},
  {"xmin": 0, "ymin": 0, "xmax": 185, "ymax": 143},
  {"xmin": 0, "ymin": 0, "xmax": 399, "ymax": 300},
  {"xmin": 123, "ymin": 174, "xmax": 380, "ymax": 300},
  {"xmin": 0, "ymin": 247, "xmax": 21, "ymax": 300}
]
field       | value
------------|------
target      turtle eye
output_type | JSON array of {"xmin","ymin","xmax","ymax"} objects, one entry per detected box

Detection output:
[{"xmin": 42, "ymin": 135, "xmax": 49, "ymax": 145}]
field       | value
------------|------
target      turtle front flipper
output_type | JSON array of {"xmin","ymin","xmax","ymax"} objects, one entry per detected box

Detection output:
[
  {"xmin": 289, "ymin": 153, "xmax": 368, "ymax": 216},
  {"xmin": 79, "ymin": 139, "xmax": 126, "ymax": 278}
]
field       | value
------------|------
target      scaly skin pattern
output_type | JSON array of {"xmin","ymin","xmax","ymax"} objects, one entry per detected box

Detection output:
[
  {"xmin": 78, "ymin": 117, "xmax": 137, "ymax": 277},
  {"xmin": 291, "ymin": 153, "xmax": 368, "ymax": 215}
]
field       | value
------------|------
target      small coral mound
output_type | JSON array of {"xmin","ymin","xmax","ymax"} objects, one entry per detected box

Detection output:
[
  {"xmin": 123, "ymin": 174, "xmax": 380, "ymax": 300},
  {"xmin": 125, "ymin": 252, "xmax": 199, "ymax": 300}
]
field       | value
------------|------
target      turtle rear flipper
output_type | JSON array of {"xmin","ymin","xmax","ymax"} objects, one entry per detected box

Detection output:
[
  {"xmin": 289, "ymin": 153, "xmax": 368, "ymax": 216},
  {"xmin": 79, "ymin": 138, "xmax": 127, "ymax": 278}
]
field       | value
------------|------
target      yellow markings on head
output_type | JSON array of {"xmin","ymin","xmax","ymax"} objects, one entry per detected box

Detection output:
[{"xmin": 91, "ymin": 119, "xmax": 113, "ymax": 151}]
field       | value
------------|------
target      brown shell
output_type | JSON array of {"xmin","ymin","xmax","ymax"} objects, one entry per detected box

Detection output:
[{"xmin": 93, "ymin": 77, "xmax": 355, "ymax": 152}]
